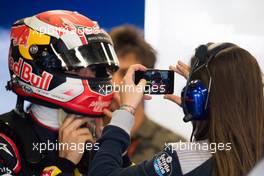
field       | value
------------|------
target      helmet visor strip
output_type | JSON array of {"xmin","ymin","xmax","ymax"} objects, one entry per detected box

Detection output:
[{"xmin": 57, "ymin": 41, "xmax": 119, "ymax": 71}]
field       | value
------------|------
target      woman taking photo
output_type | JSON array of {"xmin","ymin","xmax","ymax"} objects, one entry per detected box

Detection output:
[{"xmin": 88, "ymin": 43, "xmax": 264, "ymax": 176}]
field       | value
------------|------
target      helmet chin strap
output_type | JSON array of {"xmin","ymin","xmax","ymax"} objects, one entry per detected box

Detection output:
[{"xmin": 14, "ymin": 96, "xmax": 26, "ymax": 118}]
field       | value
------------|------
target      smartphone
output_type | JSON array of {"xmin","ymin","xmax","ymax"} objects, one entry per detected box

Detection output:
[{"xmin": 134, "ymin": 70, "xmax": 174, "ymax": 94}]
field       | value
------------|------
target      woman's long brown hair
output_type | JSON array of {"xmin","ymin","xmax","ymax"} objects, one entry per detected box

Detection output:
[{"xmin": 191, "ymin": 45, "xmax": 264, "ymax": 176}]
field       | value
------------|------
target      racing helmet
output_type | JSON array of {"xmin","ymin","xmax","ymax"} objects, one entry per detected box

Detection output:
[{"xmin": 7, "ymin": 10, "xmax": 119, "ymax": 117}]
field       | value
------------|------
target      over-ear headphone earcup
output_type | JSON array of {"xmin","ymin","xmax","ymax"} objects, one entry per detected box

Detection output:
[{"xmin": 181, "ymin": 80, "xmax": 208, "ymax": 121}]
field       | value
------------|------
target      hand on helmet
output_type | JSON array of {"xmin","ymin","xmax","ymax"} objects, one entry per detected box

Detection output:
[
  {"xmin": 58, "ymin": 115, "xmax": 94, "ymax": 164},
  {"xmin": 103, "ymin": 92, "xmax": 121, "ymax": 124},
  {"xmin": 164, "ymin": 61, "xmax": 190, "ymax": 106}
]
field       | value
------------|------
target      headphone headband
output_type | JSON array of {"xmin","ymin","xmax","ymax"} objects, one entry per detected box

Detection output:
[{"xmin": 195, "ymin": 43, "xmax": 236, "ymax": 66}]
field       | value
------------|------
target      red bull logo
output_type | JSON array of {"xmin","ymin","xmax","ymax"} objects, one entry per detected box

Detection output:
[
  {"xmin": 11, "ymin": 25, "xmax": 30, "ymax": 47},
  {"xmin": 9, "ymin": 57, "xmax": 53, "ymax": 90}
]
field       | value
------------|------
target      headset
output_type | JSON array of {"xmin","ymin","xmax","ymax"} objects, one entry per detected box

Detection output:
[{"xmin": 181, "ymin": 43, "xmax": 236, "ymax": 122}]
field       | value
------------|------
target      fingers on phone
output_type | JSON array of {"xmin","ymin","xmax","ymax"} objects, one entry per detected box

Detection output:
[
  {"xmin": 143, "ymin": 94, "xmax": 152, "ymax": 100},
  {"xmin": 169, "ymin": 65, "xmax": 187, "ymax": 79},
  {"xmin": 176, "ymin": 65, "xmax": 189, "ymax": 78},
  {"xmin": 164, "ymin": 94, "xmax": 182, "ymax": 105},
  {"xmin": 137, "ymin": 79, "xmax": 147, "ymax": 87},
  {"xmin": 169, "ymin": 65, "xmax": 177, "ymax": 71},
  {"xmin": 170, "ymin": 61, "xmax": 190, "ymax": 79},
  {"xmin": 125, "ymin": 64, "xmax": 147, "ymax": 83},
  {"xmin": 178, "ymin": 60, "xmax": 189, "ymax": 70}
]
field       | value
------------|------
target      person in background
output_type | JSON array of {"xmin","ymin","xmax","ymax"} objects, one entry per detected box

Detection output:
[{"xmin": 104, "ymin": 25, "xmax": 185, "ymax": 163}]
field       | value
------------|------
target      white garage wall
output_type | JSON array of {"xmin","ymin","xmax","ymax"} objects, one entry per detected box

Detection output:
[{"xmin": 144, "ymin": 0, "xmax": 264, "ymax": 139}]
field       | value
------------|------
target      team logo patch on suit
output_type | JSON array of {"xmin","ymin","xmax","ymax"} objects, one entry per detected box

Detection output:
[
  {"xmin": 0, "ymin": 133, "xmax": 21, "ymax": 174},
  {"xmin": 153, "ymin": 151, "xmax": 172, "ymax": 176}
]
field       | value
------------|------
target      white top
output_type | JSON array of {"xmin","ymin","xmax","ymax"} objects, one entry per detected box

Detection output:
[{"xmin": 170, "ymin": 140, "xmax": 212, "ymax": 174}]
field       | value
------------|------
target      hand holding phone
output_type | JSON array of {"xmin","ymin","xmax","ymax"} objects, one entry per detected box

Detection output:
[{"xmin": 134, "ymin": 69, "xmax": 174, "ymax": 94}]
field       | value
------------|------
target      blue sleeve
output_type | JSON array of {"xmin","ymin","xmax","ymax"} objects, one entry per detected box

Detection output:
[{"xmin": 88, "ymin": 125, "xmax": 183, "ymax": 176}]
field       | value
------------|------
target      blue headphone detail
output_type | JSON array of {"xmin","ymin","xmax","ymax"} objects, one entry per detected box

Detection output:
[{"xmin": 181, "ymin": 43, "xmax": 235, "ymax": 122}]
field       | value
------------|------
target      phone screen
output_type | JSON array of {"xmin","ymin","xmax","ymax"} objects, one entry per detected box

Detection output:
[{"xmin": 134, "ymin": 70, "xmax": 174, "ymax": 94}]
